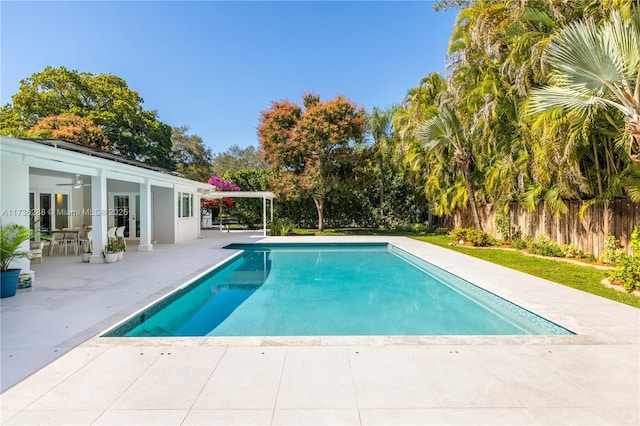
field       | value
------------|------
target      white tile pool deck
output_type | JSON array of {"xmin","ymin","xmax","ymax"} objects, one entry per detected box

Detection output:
[{"xmin": 1, "ymin": 232, "xmax": 638, "ymax": 425}]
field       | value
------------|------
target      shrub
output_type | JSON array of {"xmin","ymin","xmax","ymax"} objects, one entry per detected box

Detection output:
[
  {"xmin": 529, "ymin": 234, "xmax": 563, "ymax": 257},
  {"xmin": 560, "ymin": 244, "xmax": 592, "ymax": 259},
  {"xmin": 511, "ymin": 237, "xmax": 528, "ymax": 250},
  {"xmin": 450, "ymin": 228, "xmax": 470, "ymax": 242},
  {"xmin": 467, "ymin": 229, "xmax": 496, "ymax": 247},
  {"xmin": 434, "ymin": 227, "xmax": 449, "ymax": 235},
  {"xmin": 610, "ymin": 256, "xmax": 640, "ymax": 291},
  {"xmin": 270, "ymin": 218, "xmax": 295, "ymax": 236},
  {"xmin": 599, "ymin": 235, "xmax": 627, "ymax": 265},
  {"xmin": 411, "ymin": 222, "xmax": 431, "ymax": 234},
  {"xmin": 494, "ymin": 214, "xmax": 511, "ymax": 241},
  {"xmin": 609, "ymin": 227, "xmax": 640, "ymax": 291}
]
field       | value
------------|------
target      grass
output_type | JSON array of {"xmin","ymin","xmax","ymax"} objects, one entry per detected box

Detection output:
[{"xmin": 413, "ymin": 234, "xmax": 640, "ymax": 309}]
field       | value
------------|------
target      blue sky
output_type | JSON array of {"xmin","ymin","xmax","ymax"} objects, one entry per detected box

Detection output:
[{"xmin": 1, "ymin": 1, "xmax": 458, "ymax": 154}]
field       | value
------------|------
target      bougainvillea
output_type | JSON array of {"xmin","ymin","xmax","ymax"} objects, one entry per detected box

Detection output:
[
  {"xmin": 208, "ymin": 175, "xmax": 241, "ymax": 191},
  {"xmin": 201, "ymin": 175, "xmax": 240, "ymax": 212}
]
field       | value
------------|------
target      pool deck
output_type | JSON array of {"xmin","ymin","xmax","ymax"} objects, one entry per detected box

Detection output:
[{"xmin": 1, "ymin": 233, "xmax": 638, "ymax": 425}]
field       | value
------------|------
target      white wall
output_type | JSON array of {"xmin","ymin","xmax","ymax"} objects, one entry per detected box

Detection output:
[
  {"xmin": 107, "ymin": 180, "xmax": 139, "ymax": 193},
  {"xmin": 82, "ymin": 185, "xmax": 92, "ymax": 226},
  {"xmin": 175, "ymin": 185, "xmax": 199, "ymax": 243},
  {"xmin": 1, "ymin": 152, "xmax": 31, "ymax": 271},
  {"xmin": 152, "ymin": 187, "xmax": 175, "ymax": 243}
]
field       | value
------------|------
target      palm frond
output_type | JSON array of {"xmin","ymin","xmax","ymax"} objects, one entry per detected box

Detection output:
[
  {"xmin": 543, "ymin": 187, "xmax": 569, "ymax": 216},
  {"xmin": 604, "ymin": 11, "xmax": 640, "ymax": 83},
  {"xmin": 546, "ymin": 16, "xmax": 620, "ymax": 93},
  {"xmin": 527, "ymin": 86, "xmax": 616, "ymax": 115}
]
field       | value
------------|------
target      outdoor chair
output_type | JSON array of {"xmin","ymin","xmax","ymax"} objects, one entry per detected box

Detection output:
[
  {"xmin": 79, "ymin": 230, "xmax": 93, "ymax": 254},
  {"xmin": 30, "ymin": 241, "xmax": 44, "ymax": 263},
  {"xmin": 107, "ymin": 226, "xmax": 117, "ymax": 242},
  {"xmin": 63, "ymin": 232, "xmax": 78, "ymax": 255},
  {"xmin": 49, "ymin": 232, "xmax": 65, "ymax": 255}
]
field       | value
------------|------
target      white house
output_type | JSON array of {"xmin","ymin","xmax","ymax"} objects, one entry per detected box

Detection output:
[{"xmin": 0, "ymin": 136, "xmax": 214, "ymax": 267}]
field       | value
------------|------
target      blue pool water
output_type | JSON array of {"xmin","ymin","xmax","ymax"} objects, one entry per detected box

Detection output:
[{"xmin": 104, "ymin": 243, "xmax": 572, "ymax": 337}]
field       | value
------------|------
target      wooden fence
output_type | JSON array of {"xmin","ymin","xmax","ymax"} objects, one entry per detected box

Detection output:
[{"xmin": 445, "ymin": 200, "xmax": 640, "ymax": 257}]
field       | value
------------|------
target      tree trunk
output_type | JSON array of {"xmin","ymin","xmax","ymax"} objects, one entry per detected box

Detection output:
[
  {"xmin": 379, "ymin": 157, "xmax": 384, "ymax": 220},
  {"xmin": 462, "ymin": 162, "xmax": 483, "ymax": 231},
  {"xmin": 592, "ymin": 136, "xmax": 603, "ymax": 196},
  {"xmin": 313, "ymin": 196, "xmax": 324, "ymax": 232}
]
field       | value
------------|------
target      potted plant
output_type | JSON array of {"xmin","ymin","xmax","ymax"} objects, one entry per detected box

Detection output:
[
  {"xmin": 114, "ymin": 237, "xmax": 125, "ymax": 261},
  {"xmin": 101, "ymin": 240, "xmax": 119, "ymax": 263},
  {"xmin": 81, "ymin": 245, "xmax": 92, "ymax": 263},
  {"xmin": 1, "ymin": 223, "xmax": 33, "ymax": 298}
]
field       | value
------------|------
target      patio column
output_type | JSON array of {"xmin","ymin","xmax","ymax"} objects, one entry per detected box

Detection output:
[
  {"xmin": 263, "ymin": 196, "xmax": 267, "ymax": 237},
  {"xmin": 1, "ymin": 155, "xmax": 30, "ymax": 271},
  {"xmin": 89, "ymin": 173, "xmax": 107, "ymax": 263},
  {"xmin": 138, "ymin": 180, "xmax": 153, "ymax": 251}
]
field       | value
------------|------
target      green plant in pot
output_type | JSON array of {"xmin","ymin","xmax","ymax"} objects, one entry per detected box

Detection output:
[
  {"xmin": 1, "ymin": 223, "xmax": 33, "ymax": 298},
  {"xmin": 101, "ymin": 240, "xmax": 119, "ymax": 263}
]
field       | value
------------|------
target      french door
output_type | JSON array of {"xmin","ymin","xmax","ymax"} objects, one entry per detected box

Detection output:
[
  {"xmin": 109, "ymin": 193, "xmax": 140, "ymax": 238},
  {"xmin": 29, "ymin": 191, "xmax": 69, "ymax": 235}
]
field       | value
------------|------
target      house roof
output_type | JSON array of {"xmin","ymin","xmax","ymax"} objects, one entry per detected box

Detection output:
[
  {"xmin": 1, "ymin": 135, "xmax": 213, "ymax": 191},
  {"xmin": 23, "ymin": 138, "xmax": 178, "ymax": 175},
  {"xmin": 202, "ymin": 191, "xmax": 276, "ymax": 200}
]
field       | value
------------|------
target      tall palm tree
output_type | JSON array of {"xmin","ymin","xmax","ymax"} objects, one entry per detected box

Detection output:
[
  {"xmin": 417, "ymin": 107, "xmax": 483, "ymax": 230},
  {"xmin": 527, "ymin": 10, "xmax": 640, "ymax": 161},
  {"xmin": 366, "ymin": 106, "xmax": 394, "ymax": 220}
]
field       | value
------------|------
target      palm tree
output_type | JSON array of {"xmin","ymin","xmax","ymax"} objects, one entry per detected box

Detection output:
[
  {"xmin": 366, "ymin": 106, "xmax": 394, "ymax": 221},
  {"xmin": 527, "ymin": 10, "xmax": 640, "ymax": 161},
  {"xmin": 417, "ymin": 107, "xmax": 483, "ymax": 230}
]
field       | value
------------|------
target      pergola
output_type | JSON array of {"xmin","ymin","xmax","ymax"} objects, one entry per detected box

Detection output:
[{"xmin": 201, "ymin": 191, "xmax": 276, "ymax": 236}]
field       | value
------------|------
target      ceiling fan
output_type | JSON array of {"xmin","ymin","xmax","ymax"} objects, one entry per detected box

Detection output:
[{"xmin": 56, "ymin": 174, "xmax": 89, "ymax": 189}]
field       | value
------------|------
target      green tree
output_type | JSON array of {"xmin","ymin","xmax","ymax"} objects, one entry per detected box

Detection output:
[
  {"xmin": 437, "ymin": 0, "xmax": 636, "ymax": 218},
  {"xmin": 366, "ymin": 106, "xmax": 394, "ymax": 221},
  {"xmin": 171, "ymin": 126, "xmax": 213, "ymax": 182},
  {"xmin": 222, "ymin": 169, "xmax": 270, "ymax": 227},
  {"xmin": 26, "ymin": 113, "xmax": 111, "ymax": 151},
  {"xmin": 393, "ymin": 73, "xmax": 448, "ymax": 220},
  {"xmin": 527, "ymin": 9, "xmax": 640, "ymax": 162},
  {"xmin": 0, "ymin": 66, "xmax": 175, "ymax": 169},
  {"xmin": 417, "ymin": 106, "xmax": 483, "ymax": 230},
  {"xmin": 258, "ymin": 93, "xmax": 366, "ymax": 231},
  {"xmin": 211, "ymin": 145, "xmax": 268, "ymax": 174}
]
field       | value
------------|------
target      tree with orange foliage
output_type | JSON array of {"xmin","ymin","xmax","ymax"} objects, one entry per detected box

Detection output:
[
  {"xmin": 27, "ymin": 113, "xmax": 111, "ymax": 151},
  {"xmin": 258, "ymin": 93, "xmax": 365, "ymax": 231}
]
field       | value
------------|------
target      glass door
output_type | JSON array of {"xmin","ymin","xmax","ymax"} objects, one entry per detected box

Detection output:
[
  {"xmin": 29, "ymin": 192, "xmax": 70, "ymax": 236},
  {"xmin": 110, "ymin": 193, "xmax": 140, "ymax": 238}
]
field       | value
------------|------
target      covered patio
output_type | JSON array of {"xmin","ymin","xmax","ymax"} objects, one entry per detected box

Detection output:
[
  {"xmin": 1, "ymin": 136, "xmax": 214, "ymax": 271},
  {"xmin": 201, "ymin": 190, "xmax": 276, "ymax": 236}
]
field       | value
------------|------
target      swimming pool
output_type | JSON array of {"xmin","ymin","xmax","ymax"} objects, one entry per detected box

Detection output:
[{"xmin": 104, "ymin": 243, "xmax": 572, "ymax": 337}]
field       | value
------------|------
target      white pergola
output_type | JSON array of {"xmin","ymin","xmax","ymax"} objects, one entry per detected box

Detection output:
[{"xmin": 201, "ymin": 191, "xmax": 276, "ymax": 236}]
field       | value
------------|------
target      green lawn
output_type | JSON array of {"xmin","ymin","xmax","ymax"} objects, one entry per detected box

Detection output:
[
  {"xmin": 288, "ymin": 228, "xmax": 638, "ymax": 308},
  {"xmin": 413, "ymin": 235, "xmax": 640, "ymax": 309}
]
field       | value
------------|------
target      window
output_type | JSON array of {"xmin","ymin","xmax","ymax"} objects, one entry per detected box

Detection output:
[{"xmin": 178, "ymin": 192, "xmax": 193, "ymax": 218}]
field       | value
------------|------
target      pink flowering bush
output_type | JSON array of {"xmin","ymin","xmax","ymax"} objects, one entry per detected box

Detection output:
[{"xmin": 201, "ymin": 175, "xmax": 240, "ymax": 213}]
